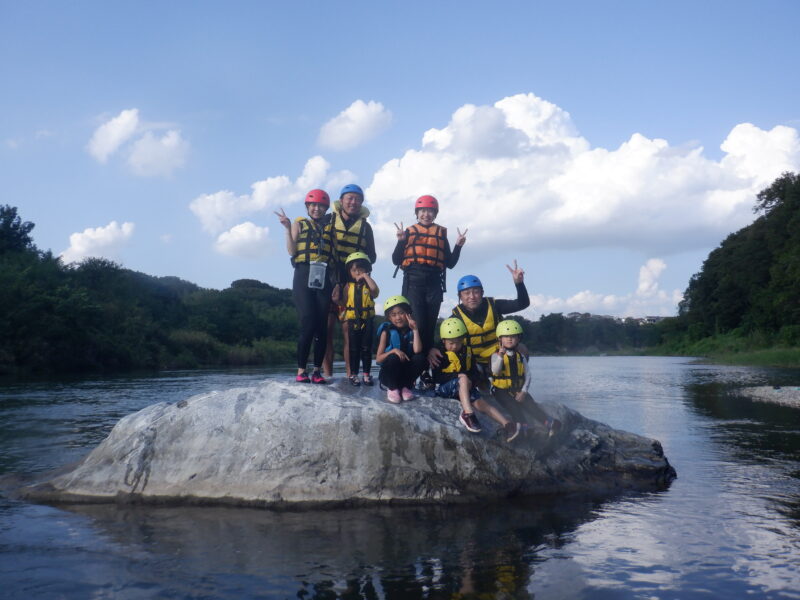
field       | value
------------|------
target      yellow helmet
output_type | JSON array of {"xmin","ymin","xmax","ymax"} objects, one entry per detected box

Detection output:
[
  {"xmin": 345, "ymin": 251, "xmax": 370, "ymax": 265},
  {"xmin": 383, "ymin": 295, "xmax": 411, "ymax": 315},
  {"xmin": 496, "ymin": 319, "xmax": 523, "ymax": 337},
  {"xmin": 439, "ymin": 317, "xmax": 467, "ymax": 339}
]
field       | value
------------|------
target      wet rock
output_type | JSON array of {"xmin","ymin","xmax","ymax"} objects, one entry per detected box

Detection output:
[
  {"xmin": 737, "ymin": 386, "xmax": 800, "ymax": 408},
  {"xmin": 17, "ymin": 380, "xmax": 676, "ymax": 507}
]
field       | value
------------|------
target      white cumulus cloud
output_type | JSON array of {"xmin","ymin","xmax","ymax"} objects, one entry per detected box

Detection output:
[
  {"xmin": 519, "ymin": 258, "xmax": 682, "ymax": 318},
  {"xmin": 128, "ymin": 130, "xmax": 189, "ymax": 177},
  {"xmin": 214, "ymin": 222, "xmax": 271, "ymax": 258},
  {"xmin": 87, "ymin": 109, "xmax": 139, "ymax": 163},
  {"xmin": 87, "ymin": 108, "xmax": 189, "ymax": 176},
  {"xmin": 365, "ymin": 93, "xmax": 800, "ymax": 257},
  {"xmin": 318, "ymin": 100, "xmax": 392, "ymax": 151},
  {"xmin": 60, "ymin": 221, "xmax": 135, "ymax": 264},
  {"xmin": 190, "ymin": 156, "xmax": 355, "ymax": 235}
]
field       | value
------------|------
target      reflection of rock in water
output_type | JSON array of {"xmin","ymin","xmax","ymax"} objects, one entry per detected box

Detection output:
[
  {"xmin": 64, "ymin": 495, "xmax": 610, "ymax": 599},
  {"xmin": 17, "ymin": 380, "xmax": 676, "ymax": 506}
]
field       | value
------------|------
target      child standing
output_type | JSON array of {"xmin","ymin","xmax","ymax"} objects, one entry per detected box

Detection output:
[
  {"xmin": 392, "ymin": 195, "xmax": 466, "ymax": 387},
  {"xmin": 490, "ymin": 320, "xmax": 561, "ymax": 437},
  {"xmin": 375, "ymin": 295, "xmax": 427, "ymax": 403},
  {"xmin": 340, "ymin": 251, "xmax": 379, "ymax": 386},
  {"xmin": 434, "ymin": 318, "xmax": 521, "ymax": 441},
  {"xmin": 274, "ymin": 190, "xmax": 337, "ymax": 384}
]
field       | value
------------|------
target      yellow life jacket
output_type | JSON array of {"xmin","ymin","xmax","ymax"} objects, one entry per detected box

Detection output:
[
  {"xmin": 492, "ymin": 350, "xmax": 526, "ymax": 391},
  {"xmin": 440, "ymin": 345, "xmax": 473, "ymax": 374},
  {"xmin": 292, "ymin": 217, "xmax": 335, "ymax": 266},
  {"xmin": 341, "ymin": 282, "xmax": 375, "ymax": 328},
  {"xmin": 401, "ymin": 223, "xmax": 447, "ymax": 270},
  {"xmin": 453, "ymin": 298, "xmax": 498, "ymax": 363},
  {"xmin": 331, "ymin": 204, "xmax": 369, "ymax": 264}
]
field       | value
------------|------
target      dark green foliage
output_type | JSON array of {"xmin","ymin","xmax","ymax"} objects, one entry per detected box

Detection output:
[
  {"xmin": 679, "ymin": 172, "xmax": 800, "ymax": 339},
  {"xmin": 0, "ymin": 209, "xmax": 297, "ymax": 375}
]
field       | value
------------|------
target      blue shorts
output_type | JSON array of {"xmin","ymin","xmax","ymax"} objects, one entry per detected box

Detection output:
[{"xmin": 435, "ymin": 377, "xmax": 481, "ymax": 402}]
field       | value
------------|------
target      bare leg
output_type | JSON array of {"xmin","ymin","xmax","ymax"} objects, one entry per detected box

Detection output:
[
  {"xmin": 473, "ymin": 397, "xmax": 510, "ymax": 427},
  {"xmin": 458, "ymin": 374, "xmax": 475, "ymax": 415}
]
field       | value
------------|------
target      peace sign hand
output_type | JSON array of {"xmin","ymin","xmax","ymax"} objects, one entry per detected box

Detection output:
[
  {"xmin": 506, "ymin": 259, "xmax": 525, "ymax": 284},
  {"xmin": 274, "ymin": 208, "xmax": 291, "ymax": 230},
  {"xmin": 394, "ymin": 222, "xmax": 407, "ymax": 242},
  {"xmin": 455, "ymin": 227, "xmax": 468, "ymax": 247}
]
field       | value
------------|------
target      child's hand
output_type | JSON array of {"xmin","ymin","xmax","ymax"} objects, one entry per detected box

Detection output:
[
  {"xmin": 515, "ymin": 391, "xmax": 526, "ymax": 403},
  {"xmin": 393, "ymin": 349, "xmax": 410, "ymax": 362},
  {"xmin": 506, "ymin": 259, "xmax": 525, "ymax": 284},
  {"xmin": 428, "ymin": 347, "xmax": 443, "ymax": 368},
  {"xmin": 394, "ymin": 222, "xmax": 408, "ymax": 242},
  {"xmin": 406, "ymin": 314, "xmax": 418, "ymax": 330},
  {"xmin": 274, "ymin": 208, "xmax": 291, "ymax": 230},
  {"xmin": 331, "ymin": 284, "xmax": 341, "ymax": 303},
  {"xmin": 455, "ymin": 227, "xmax": 468, "ymax": 247}
]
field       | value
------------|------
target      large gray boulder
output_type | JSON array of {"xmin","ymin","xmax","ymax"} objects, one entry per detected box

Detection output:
[{"xmin": 19, "ymin": 379, "xmax": 675, "ymax": 507}]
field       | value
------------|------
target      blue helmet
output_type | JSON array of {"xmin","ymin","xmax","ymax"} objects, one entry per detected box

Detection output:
[
  {"xmin": 339, "ymin": 184, "xmax": 364, "ymax": 198},
  {"xmin": 457, "ymin": 275, "xmax": 482, "ymax": 292}
]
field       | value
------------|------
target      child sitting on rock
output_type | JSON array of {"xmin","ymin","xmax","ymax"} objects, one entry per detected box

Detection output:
[
  {"xmin": 339, "ymin": 251, "xmax": 380, "ymax": 386},
  {"xmin": 434, "ymin": 318, "xmax": 521, "ymax": 441},
  {"xmin": 490, "ymin": 319, "xmax": 561, "ymax": 437},
  {"xmin": 375, "ymin": 295, "xmax": 427, "ymax": 403}
]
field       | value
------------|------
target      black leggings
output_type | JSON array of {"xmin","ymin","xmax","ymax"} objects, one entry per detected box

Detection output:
[
  {"xmin": 379, "ymin": 353, "xmax": 428, "ymax": 390},
  {"xmin": 402, "ymin": 268, "xmax": 443, "ymax": 354},
  {"xmin": 492, "ymin": 389, "xmax": 550, "ymax": 425},
  {"xmin": 292, "ymin": 264, "xmax": 331, "ymax": 370},
  {"xmin": 347, "ymin": 318, "xmax": 374, "ymax": 375}
]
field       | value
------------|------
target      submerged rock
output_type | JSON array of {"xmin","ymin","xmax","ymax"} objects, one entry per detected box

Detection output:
[{"xmin": 17, "ymin": 379, "xmax": 675, "ymax": 507}]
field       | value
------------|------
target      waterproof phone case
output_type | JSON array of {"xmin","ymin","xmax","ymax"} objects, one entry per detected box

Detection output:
[{"xmin": 308, "ymin": 261, "xmax": 327, "ymax": 290}]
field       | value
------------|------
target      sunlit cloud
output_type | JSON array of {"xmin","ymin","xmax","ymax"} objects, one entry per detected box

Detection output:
[
  {"xmin": 318, "ymin": 100, "xmax": 392, "ymax": 151},
  {"xmin": 214, "ymin": 222, "xmax": 270, "ymax": 258},
  {"xmin": 87, "ymin": 109, "xmax": 139, "ymax": 163},
  {"xmin": 60, "ymin": 221, "xmax": 135, "ymax": 264}
]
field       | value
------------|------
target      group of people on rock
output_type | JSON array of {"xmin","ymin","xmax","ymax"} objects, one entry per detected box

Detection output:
[{"xmin": 275, "ymin": 185, "xmax": 560, "ymax": 442}]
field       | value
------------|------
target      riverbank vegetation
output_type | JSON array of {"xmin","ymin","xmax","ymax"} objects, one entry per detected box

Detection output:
[{"xmin": 652, "ymin": 172, "xmax": 800, "ymax": 367}]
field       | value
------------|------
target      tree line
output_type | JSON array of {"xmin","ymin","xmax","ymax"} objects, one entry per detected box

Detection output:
[
  {"xmin": 1, "ymin": 204, "xmax": 666, "ymax": 375},
  {"xmin": 657, "ymin": 171, "xmax": 800, "ymax": 357}
]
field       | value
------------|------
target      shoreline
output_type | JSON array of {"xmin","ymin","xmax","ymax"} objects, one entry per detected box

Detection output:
[{"xmin": 737, "ymin": 386, "xmax": 800, "ymax": 408}]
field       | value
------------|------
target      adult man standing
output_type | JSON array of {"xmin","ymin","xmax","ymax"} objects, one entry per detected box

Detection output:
[{"xmin": 323, "ymin": 184, "xmax": 376, "ymax": 378}]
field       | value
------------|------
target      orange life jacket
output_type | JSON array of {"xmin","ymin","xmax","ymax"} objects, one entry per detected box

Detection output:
[{"xmin": 401, "ymin": 223, "xmax": 446, "ymax": 270}]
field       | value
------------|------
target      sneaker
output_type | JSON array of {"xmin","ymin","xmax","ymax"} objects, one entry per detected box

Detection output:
[
  {"xmin": 349, "ymin": 374, "xmax": 361, "ymax": 387},
  {"xmin": 295, "ymin": 372, "xmax": 310, "ymax": 383},
  {"xmin": 504, "ymin": 422, "xmax": 521, "ymax": 442},
  {"xmin": 401, "ymin": 387, "xmax": 415, "ymax": 401},
  {"xmin": 544, "ymin": 418, "xmax": 562, "ymax": 438},
  {"xmin": 310, "ymin": 371, "xmax": 327, "ymax": 384},
  {"xmin": 362, "ymin": 373, "xmax": 374, "ymax": 386},
  {"xmin": 387, "ymin": 389, "xmax": 402, "ymax": 403},
  {"xmin": 459, "ymin": 411, "xmax": 482, "ymax": 433},
  {"xmin": 418, "ymin": 370, "xmax": 435, "ymax": 391}
]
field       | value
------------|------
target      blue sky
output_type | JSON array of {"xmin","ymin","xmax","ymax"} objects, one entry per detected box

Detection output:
[{"xmin": 3, "ymin": 1, "xmax": 799, "ymax": 319}]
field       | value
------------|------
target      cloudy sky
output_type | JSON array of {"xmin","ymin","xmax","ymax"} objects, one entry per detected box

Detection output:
[{"xmin": 3, "ymin": 1, "xmax": 799, "ymax": 320}]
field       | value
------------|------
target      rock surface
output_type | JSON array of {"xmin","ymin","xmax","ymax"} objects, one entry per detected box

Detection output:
[
  {"xmin": 737, "ymin": 385, "xmax": 800, "ymax": 408},
  {"xmin": 18, "ymin": 379, "xmax": 676, "ymax": 507}
]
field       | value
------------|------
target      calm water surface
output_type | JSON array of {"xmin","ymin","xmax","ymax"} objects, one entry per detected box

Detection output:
[{"xmin": 1, "ymin": 357, "xmax": 799, "ymax": 599}]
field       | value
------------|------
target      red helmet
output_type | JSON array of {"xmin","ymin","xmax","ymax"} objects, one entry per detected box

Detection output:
[
  {"xmin": 415, "ymin": 195, "xmax": 439, "ymax": 212},
  {"xmin": 305, "ymin": 189, "xmax": 330, "ymax": 207}
]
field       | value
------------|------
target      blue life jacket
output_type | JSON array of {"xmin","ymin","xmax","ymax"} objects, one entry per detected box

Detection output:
[{"xmin": 375, "ymin": 321, "xmax": 413, "ymax": 364}]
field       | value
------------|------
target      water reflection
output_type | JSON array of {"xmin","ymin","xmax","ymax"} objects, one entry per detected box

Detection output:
[{"xmin": 52, "ymin": 496, "xmax": 612, "ymax": 599}]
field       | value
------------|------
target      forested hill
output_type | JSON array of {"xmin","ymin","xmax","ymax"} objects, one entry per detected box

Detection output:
[
  {"xmin": 660, "ymin": 172, "xmax": 800, "ymax": 354},
  {"xmin": 1, "ymin": 204, "xmax": 297, "ymax": 374}
]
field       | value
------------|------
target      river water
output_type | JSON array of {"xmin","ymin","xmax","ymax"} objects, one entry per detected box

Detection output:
[{"xmin": 1, "ymin": 357, "xmax": 798, "ymax": 599}]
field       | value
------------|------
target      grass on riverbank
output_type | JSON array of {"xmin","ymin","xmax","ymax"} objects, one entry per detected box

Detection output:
[{"xmin": 650, "ymin": 329, "xmax": 800, "ymax": 368}]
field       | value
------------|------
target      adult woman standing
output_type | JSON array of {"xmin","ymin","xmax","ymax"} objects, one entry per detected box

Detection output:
[{"xmin": 275, "ymin": 189, "xmax": 337, "ymax": 384}]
